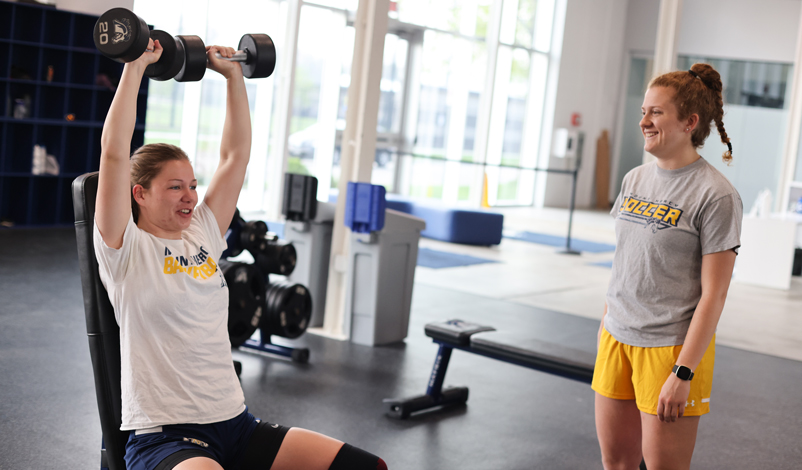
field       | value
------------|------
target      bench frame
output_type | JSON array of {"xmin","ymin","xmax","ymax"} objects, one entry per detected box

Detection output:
[{"xmin": 384, "ymin": 322, "xmax": 594, "ymax": 419}]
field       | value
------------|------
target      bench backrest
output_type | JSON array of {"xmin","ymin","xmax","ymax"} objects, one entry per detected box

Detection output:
[{"xmin": 72, "ymin": 172, "xmax": 127, "ymax": 470}]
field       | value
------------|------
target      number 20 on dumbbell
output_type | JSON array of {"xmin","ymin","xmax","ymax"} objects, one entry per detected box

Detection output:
[{"xmin": 93, "ymin": 8, "xmax": 276, "ymax": 81}]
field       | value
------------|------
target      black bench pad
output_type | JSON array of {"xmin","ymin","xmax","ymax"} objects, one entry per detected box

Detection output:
[
  {"xmin": 470, "ymin": 331, "xmax": 596, "ymax": 383},
  {"xmin": 424, "ymin": 320, "xmax": 496, "ymax": 347}
]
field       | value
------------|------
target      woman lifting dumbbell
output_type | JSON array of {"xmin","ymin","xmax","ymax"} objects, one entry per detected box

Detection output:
[
  {"xmin": 593, "ymin": 63, "xmax": 742, "ymax": 470},
  {"xmin": 93, "ymin": 38, "xmax": 387, "ymax": 470}
]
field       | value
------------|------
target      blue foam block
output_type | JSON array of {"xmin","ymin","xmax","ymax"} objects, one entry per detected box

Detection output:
[{"xmin": 410, "ymin": 205, "xmax": 504, "ymax": 245}]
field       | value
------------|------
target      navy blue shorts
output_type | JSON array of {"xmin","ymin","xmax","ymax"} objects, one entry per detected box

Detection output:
[{"xmin": 124, "ymin": 408, "xmax": 290, "ymax": 470}]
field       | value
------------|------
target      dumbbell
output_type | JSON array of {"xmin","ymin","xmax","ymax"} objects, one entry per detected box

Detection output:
[
  {"xmin": 148, "ymin": 32, "xmax": 275, "ymax": 82},
  {"xmin": 93, "ymin": 8, "xmax": 276, "ymax": 80}
]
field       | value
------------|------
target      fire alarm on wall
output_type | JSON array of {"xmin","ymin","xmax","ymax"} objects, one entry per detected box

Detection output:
[{"xmin": 571, "ymin": 112, "xmax": 582, "ymax": 127}]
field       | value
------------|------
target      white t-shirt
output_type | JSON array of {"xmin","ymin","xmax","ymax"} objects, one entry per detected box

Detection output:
[{"xmin": 93, "ymin": 202, "xmax": 245, "ymax": 431}]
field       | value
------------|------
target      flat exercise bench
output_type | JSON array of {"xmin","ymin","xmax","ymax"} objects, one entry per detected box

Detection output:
[{"xmin": 383, "ymin": 319, "xmax": 596, "ymax": 419}]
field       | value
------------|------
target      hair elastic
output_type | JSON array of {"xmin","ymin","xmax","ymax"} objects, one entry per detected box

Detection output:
[
  {"xmin": 727, "ymin": 141, "xmax": 733, "ymax": 154},
  {"xmin": 688, "ymin": 69, "xmax": 714, "ymax": 90}
]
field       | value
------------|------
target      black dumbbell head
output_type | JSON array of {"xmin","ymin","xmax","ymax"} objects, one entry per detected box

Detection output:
[
  {"xmin": 145, "ymin": 30, "xmax": 185, "ymax": 81},
  {"xmin": 175, "ymin": 35, "xmax": 207, "ymax": 82},
  {"xmin": 238, "ymin": 34, "xmax": 276, "ymax": 79},
  {"xmin": 94, "ymin": 8, "xmax": 150, "ymax": 63}
]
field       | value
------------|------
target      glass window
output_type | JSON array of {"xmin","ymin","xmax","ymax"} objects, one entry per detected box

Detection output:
[
  {"xmin": 500, "ymin": 0, "xmax": 555, "ymax": 51},
  {"xmin": 403, "ymin": 30, "xmax": 487, "ymax": 203},
  {"xmin": 414, "ymin": 31, "xmax": 486, "ymax": 161},
  {"xmin": 143, "ymin": 80, "xmax": 185, "ymax": 144},
  {"xmin": 395, "ymin": 0, "xmax": 493, "ymax": 38},
  {"xmin": 486, "ymin": 46, "xmax": 548, "ymax": 205},
  {"xmin": 136, "ymin": 0, "xmax": 561, "ymax": 211},
  {"xmin": 304, "ymin": 0, "xmax": 358, "ymax": 10},
  {"xmin": 136, "ymin": 0, "xmax": 201, "ymax": 147},
  {"xmin": 326, "ymin": 27, "xmax": 410, "ymax": 194},
  {"xmin": 135, "ymin": 0, "xmax": 284, "ymax": 212},
  {"xmin": 397, "ymin": 0, "xmax": 555, "ymax": 206},
  {"xmin": 378, "ymin": 34, "xmax": 409, "ymax": 134},
  {"xmin": 288, "ymin": 5, "xmax": 350, "ymax": 199},
  {"xmin": 677, "ymin": 56, "xmax": 792, "ymax": 109}
]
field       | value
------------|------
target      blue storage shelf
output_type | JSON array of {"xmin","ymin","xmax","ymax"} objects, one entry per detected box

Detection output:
[{"xmin": 0, "ymin": 0, "xmax": 149, "ymax": 228}]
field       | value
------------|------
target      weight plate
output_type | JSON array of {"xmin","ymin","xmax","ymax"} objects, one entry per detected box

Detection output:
[
  {"xmin": 145, "ymin": 30, "xmax": 185, "ymax": 81},
  {"xmin": 222, "ymin": 261, "xmax": 267, "ymax": 347},
  {"xmin": 238, "ymin": 33, "xmax": 276, "ymax": 79},
  {"xmin": 262, "ymin": 282, "xmax": 311, "ymax": 339},
  {"xmin": 175, "ymin": 35, "xmax": 207, "ymax": 82},
  {"xmin": 278, "ymin": 243, "xmax": 297, "ymax": 275},
  {"xmin": 240, "ymin": 220, "xmax": 268, "ymax": 253},
  {"xmin": 94, "ymin": 8, "xmax": 150, "ymax": 63},
  {"xmin": 254, "ymin": 241, "xmax": 296, "ymax": 275}
]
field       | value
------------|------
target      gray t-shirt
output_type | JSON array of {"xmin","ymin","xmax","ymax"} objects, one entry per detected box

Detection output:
[{"xmin": 605, "ymin": 157, "xmax": 742, "ymax": 347}]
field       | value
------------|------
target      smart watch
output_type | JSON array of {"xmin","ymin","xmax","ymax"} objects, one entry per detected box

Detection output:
[{"xmin": 672, "ymin": 364, "xmax": 694, "ymax": 381}]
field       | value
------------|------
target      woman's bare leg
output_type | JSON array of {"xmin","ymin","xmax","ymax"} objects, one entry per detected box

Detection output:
[
  {"xmin": 596, "ymin": 393, "xmax": 643, "ymax": 470},
  {"xmin": 641, "ymin": 413, "xmax": 699, "ymax": 470}
]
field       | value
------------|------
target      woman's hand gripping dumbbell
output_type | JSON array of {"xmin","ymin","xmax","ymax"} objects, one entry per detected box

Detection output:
[{"xmin": 206, "ymin": 45, "xmax": 243, "ymax": 80}]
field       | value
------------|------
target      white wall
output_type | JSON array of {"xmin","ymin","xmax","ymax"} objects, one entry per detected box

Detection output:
[
  {"xmin": 622, "ymin": 0, "xmax": 659, "ymax": 53},
  {"xmin": 678, "ymin": 0, "xmax": 800, "ymax": 63},
  {"xmin": 545, "ymin": 0, "xmax": 802, "ymax": 209},
  {"xmin": 622, "ymin": 0, "xmax": 801, "ymax": 62},
  {"xmin": 56, "ymin": 0, "xmax": 132, "ymax": 16},
  {"xmin": 540, "ymin": 0, "xmax": 629, "ymax": 209}
]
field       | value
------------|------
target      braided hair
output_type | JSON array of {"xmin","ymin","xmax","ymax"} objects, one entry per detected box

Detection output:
[{"xmin": 649, "ymin": 63, "xmax": 732, "ymax": 163}]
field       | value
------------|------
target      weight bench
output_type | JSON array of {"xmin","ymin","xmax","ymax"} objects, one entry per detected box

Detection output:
[
  {"xmin": 71, "ymin": 172, "xmax": 291, "ymax": 470},
  {"xmin": 383, "ymin": 319, "xmax": 596, "ymax": 419},
  {"xmin": 72, "ymin": 172, "xmax": 128, "ymax": 470}
]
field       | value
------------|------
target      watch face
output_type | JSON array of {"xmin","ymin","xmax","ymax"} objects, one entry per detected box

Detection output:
[{"xmin": 674, "ymin": 365, "xmax": 692, "ymax": 380}]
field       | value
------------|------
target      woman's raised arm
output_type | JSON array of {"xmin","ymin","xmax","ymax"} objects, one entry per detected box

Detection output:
[
  {"xmin": 202, "ymin": 45, "xmax": 252, "ymax": 236},
  {"xmin": 95, "ymin": 39, "xmax": 162, "ymax": 249}
]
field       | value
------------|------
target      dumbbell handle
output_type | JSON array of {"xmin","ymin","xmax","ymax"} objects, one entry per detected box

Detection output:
[
  {"xmin": 148, "ymin": 50, "xmax": 248, "ymax": 61},
  {"xmin": 215, "ymin": 50, "xmax": 250, "ymax": 63}
]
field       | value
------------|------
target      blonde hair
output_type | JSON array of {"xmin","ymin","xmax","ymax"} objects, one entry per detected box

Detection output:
[{"xmin": 130, "ymin": 143, "xmax": 190, "ymax": 223}]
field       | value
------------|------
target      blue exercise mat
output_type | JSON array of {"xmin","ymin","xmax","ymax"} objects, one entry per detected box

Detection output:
[
  {"xmin": 416, "ymin": 247, "xmax": 499, "ymax": 269},
  {"xmin": 503, "ymin": 230, "xmax": 616, "ymax": 253},
  {"xmin": 589, "ymin": 260, "xmax": 614, "ymax": 269}
]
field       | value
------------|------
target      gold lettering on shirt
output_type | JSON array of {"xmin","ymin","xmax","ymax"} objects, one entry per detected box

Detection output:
[
  {"xmin": 163, "ymin": 250, "xmax": 218, "ymax": 279},
  {"xmin": 663, "ymin": 208, "xmax": 682, "ymax": 226}
]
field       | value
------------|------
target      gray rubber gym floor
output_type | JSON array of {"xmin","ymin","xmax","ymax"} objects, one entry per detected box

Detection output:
[{"xmin": 1, "ymin": 228, "xmax": 801, "ymax": 469}]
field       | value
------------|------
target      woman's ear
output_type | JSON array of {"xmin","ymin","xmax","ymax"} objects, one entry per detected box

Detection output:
[
  {"xmin": 687, "ymin": 113, "xmax": 700, "ymax": 131},
  {"xmin": 132, "ymin": 184, "xmax": 146, "ymax": 204}
]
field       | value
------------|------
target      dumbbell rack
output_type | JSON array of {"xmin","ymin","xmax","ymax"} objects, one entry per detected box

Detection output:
[
  {"xmin": 242, "ymin": 333, "xmax": 310, "ymax": 363},
  {"xmin": 0, "ymin": 0, "xmax": 148, "ymax": 227}
]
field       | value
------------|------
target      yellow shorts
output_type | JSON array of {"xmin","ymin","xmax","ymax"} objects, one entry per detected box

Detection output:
[{"xmin": 591, "ymin": 328, "xmax": 715, "ymax": 416}]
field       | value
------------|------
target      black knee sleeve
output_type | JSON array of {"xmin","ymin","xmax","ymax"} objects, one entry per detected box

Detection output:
[{"xmin": 328, "ymin": 443, "xmax": 387, "ymax": 470}]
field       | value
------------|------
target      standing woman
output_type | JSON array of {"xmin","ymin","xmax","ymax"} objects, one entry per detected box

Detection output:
[
  {"xmin": 93, "ymin": 38, "xmax": 387, "ymax": 470},
  {"xmin": 593, "ymin": 63, "xmax": 742, "ymax": 470}
]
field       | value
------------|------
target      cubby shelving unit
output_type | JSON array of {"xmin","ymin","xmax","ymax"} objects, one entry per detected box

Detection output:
[{"xmin": 0, "ymin": 0, "xmax": 148, "ymax": 227}]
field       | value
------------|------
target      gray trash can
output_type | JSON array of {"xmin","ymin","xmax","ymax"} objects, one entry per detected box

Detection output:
[{"xmin": 344, "ymin": 209, "xmax": 425, "ymax": 346}]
